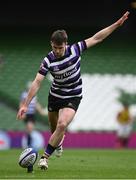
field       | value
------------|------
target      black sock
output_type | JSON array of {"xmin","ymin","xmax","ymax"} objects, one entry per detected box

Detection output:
[{"xmin": 43, "ymin": 144, "xmax": 56, "ymax": 158}]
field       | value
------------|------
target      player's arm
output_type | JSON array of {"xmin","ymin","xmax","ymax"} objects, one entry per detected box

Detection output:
[
  {"xmin": 85, "ymin": 11, "xmax": 129, "ymax": 48},
  {"xmin": 19, "ymin": 100, "xmax": 25, "ymax": 108},
  {"xmin": 18, "ymin": 99, "xmax": 26, "ymax": 119},
  {"xmin": 17, "ymin": 73, "xmax": 45, "ymax": 119}
]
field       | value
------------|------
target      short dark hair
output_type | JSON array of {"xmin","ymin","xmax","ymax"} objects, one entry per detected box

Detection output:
[{"xmin": 51, "ymin": 30, "xmax": 68, "ymax": 45}]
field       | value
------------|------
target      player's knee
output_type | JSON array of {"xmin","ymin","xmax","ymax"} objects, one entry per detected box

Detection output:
[{"xmin": 57, "ymin": 121, "xmax": 67, "ymax": 131}]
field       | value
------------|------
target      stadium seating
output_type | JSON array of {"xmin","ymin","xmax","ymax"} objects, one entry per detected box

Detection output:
[{"xmin": 0, "ymin": 33, "xmax": 136, "ymax": 131}]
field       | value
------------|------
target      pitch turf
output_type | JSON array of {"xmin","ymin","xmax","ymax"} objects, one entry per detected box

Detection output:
[{"xmin": 1, "ymin": 148, "xmax": 136, "ymax": 179}]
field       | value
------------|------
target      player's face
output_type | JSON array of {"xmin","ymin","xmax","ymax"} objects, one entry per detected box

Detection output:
[{"xmin": 51, "ymin": 42, "xmax": 66, "ymax": 58}]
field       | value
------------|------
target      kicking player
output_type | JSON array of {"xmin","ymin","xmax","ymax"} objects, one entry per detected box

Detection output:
[{"xmin": 17, "ymin": 11, "xmax": 129, "ymax": 171}]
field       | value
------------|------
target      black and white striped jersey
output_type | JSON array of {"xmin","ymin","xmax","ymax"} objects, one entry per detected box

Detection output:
[{"xmin": 39, "ymin": 40, "xmax": 87, "ymax": 99}]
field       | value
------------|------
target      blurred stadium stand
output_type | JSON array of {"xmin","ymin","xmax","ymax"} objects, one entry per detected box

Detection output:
[
  {"xmin": 0, "ymin": 35, "xmax": 136, "ymax": 131},
  {"xmin": 68, "ymin": 74, "xmax": 136, "ymax": 131}
]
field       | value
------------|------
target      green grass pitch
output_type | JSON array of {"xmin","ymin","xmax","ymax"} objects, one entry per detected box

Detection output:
[{"xmin": 1, "ymin": 148, "xmax": 136, "ymax": 179}]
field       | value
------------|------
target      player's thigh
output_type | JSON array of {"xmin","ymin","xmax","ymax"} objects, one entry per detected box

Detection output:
[
  {"xmin": 58, "ymin": 107, "xmax": 76, "ymax": 127},
  {"xmin": 48, "ymin": 111, "xmax": 59, "ymax": 133}
]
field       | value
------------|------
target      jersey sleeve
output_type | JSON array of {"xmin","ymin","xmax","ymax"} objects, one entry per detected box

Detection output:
[
  {"xmin": 73, "ymin": 40, "xmax": 87, "ymax": 56},
  {"xmin": 38, "ymin": 57, "xmax": 50, "ymax": 76}
]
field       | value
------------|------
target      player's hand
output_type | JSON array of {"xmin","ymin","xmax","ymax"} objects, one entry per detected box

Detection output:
[
  {"xmin": 17, "ymin": 106, "xmax": 28, "ymax": 120},
  {"xmin": 116, "ymin": 11, "xmax": 130, "ymax": 26}
]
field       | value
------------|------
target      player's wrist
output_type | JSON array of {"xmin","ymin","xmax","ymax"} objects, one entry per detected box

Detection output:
[
  {"xmin": 22, "ymin": 102, "xmax": 28, "ymax": 109},
  {"xmin": 114, "ymin": 21, "xmax": 120, "ymax": 27}
]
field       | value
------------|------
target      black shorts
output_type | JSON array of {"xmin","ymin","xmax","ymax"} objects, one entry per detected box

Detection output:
[
  {"xmin": 24, "ymin": 114, "xmax": 36, "ymax": 124},
  {"xmin": 48, "ymin": 94, "xmax": 82, "ymax": 112}
]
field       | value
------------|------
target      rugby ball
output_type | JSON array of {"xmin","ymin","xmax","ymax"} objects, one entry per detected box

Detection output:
[{"xmin": 19, "ymin": 148, "xmax": 38, "ymax": 168}]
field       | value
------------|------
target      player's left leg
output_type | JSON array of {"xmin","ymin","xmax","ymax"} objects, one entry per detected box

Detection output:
[
  {"xmin": 122, "ymin": 137, "xmax": 129, "ymax": 147},
  {"xmin": 38, "ymin": 111, "xmax": 58, "ymax": 170},
  {"xmin": 48, "ymin": 108, "xmax": 75, "ymax": 147},
  {"xmin": 122, "ymin": 124, "xmax": 132, "ymax": 148},
  {"xmin": 38, "ymin": 108, "xmax": 76, "ymax": 170}
]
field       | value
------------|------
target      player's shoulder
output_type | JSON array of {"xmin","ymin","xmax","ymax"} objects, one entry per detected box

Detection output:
[
  {"xmin": 72, "ymin": 40, "xmax": 87, "ymax": 51},
  {"xmin": 48, "ymin": 51, "xmax": 55, "ymax": 61},
  {"xmin": 43, "ymin": 51, "xmax": 55, "ymax": 63}
]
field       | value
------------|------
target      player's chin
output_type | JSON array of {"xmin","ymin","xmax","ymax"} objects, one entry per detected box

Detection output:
[{"xmin": 55, "ymin": 54, "xmax": 61, "ymax": 58}]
